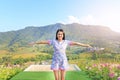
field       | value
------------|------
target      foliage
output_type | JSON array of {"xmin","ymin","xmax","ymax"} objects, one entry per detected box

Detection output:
[
  {"xmin": 84, "ymin": 63, "xmax": 120, "ymax": 80},
  {"xmin": 0, "ymin": 40, "xmax": 120, "ymax": 80},
  {"xmin": 0, "ymin": 65, "xmax": 22, "ymax": 80},
  {"xmin": 68, "ymin": 51, "xmax": 120, "ymax": 80},
  {"xmin": 76, "ymin": 52, "xmax": 120, "ymax": 80},
  {"xmin": 67, "ymin": 53, "xmax": 80, "ymax": 60}
]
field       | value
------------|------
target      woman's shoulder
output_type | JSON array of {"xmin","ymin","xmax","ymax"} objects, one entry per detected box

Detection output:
[
  {"xmin": 50, "ymin": 39, "xmax": 57, "ymax": 43},
  {"xmin": 64, "ymin": 40, "xmax": 71, "ymax": 42}
]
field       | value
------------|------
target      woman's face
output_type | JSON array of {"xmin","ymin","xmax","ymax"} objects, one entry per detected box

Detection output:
[{"xmin": 57, "ymin": 31, "xmax": 63, "ymax": 41}]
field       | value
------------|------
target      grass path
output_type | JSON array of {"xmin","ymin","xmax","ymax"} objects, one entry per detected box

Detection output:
[
  {"xmin": 10, "ymin": 71, "xmax": 91, "ymax": 80},
  {"xmin": 66, "ymin": 71, "xmax": 91, "ymax": 80},
  {"xmin": 11, "ymin": 71, "xmax": 54, "ymax": 80}
]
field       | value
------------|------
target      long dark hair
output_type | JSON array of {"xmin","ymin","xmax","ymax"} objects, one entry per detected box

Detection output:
[{"xmin": 56, "ymin": 29, "xmax": 65, "ymax": 40}]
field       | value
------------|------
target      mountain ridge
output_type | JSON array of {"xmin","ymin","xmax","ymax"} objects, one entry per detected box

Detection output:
[{"xmin": 0, "ymin": 23, "xmax": 120, "ymax": 52}]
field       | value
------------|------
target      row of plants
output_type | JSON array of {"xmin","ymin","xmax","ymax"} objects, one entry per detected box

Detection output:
[
  {"xmin": 0, "ymin": 65, "xmax": 23, "ymax": 80},
  {"xmin": 85, "ymin": 62, "xmax": 120, "ymax": 80},
  {"xmin": 76, "ymin": 51, "xmax": 120, "ymax": 80},
  {"xmin": 0, "ymin": 53, "xmax": 52, "ymax": 66},
  {"xmin": 0, "ymin": 53, "xmax": 52, "ymax": 80},
  {"xmin": 0, "ymin": 47, "xmax": 120, "ymax": 80}
]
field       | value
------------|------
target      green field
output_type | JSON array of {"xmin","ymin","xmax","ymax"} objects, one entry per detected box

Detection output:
[{"xmin": 10, "ymin": 71, "xmax": 91, "ymax": 80}]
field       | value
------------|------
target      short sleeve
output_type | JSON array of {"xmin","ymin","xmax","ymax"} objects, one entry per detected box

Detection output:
[
  {"xmin": 48, "ymin": 40, "xmax": 53, "ymax": 45},
  {"xmin": 66, "ymin": 40, "xmax": 72, "ymax": 46}
]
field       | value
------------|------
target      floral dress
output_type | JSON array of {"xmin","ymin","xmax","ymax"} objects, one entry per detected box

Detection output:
[{"xmin": 48, "ymin": 40, "xmax": 71, "ymax": 70}]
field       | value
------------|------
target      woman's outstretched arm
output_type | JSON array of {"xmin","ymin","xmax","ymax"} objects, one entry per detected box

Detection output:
[
  {"xmin": 29, "ymin": 40, "xmax": 49, "ymax": 45},
  {"xmin": 35, "ymin": 41, "xmax": 49, "ymax": 44},
  {"xmin": 70, "ymin": 41, "xmax": 92, "ymax": 47}
]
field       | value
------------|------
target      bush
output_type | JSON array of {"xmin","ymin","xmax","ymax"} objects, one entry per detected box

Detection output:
[{"xmin": 0, "ymin": 65, "xmax": 22, "ymax": 80}]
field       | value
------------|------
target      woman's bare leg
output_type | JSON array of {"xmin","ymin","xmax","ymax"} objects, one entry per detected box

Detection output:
[
  {"xmin": 60, "ymin": 70, "xmax": 66, "ymax": 80},
  {"xmin": 53, "ymin": 70, "xmax": 59, "ymax": 80}
]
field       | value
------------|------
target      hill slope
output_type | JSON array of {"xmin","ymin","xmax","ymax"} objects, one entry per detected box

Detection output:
[{"xmin": 0, "ymin": 23, "xmax": 120, "ymax": 52}]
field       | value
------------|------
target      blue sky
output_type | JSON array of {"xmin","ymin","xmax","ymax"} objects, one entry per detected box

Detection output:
[{"xmin": 0, "ymin": 0, "xmax": 120, "ymax": 32}]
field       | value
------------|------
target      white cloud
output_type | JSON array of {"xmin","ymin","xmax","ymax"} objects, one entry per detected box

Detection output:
[
  {"xmin": 110, "ymin": 27, "xmax": 120, "ymax": 32},
  {"xmin": 67, "ymin": 16, "xmax": 80, "ymax": 24},
  {"xmin": 62, "ymin": 15, "xmax": 97, "ymax": 25},
  {"xmin": 79, "ymin": 15, "xmax": 97, "ymax": 25},
  {"xmin": 60, "ymin": 15, "xmax": 120, "ymax": 32},
  {"xmin": 60, "ymin": 16, "xmax": 80, "ymax": 24}
]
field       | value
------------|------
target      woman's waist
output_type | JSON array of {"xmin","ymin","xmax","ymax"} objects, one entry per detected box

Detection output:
[
  {"xmin": 54, "ymin": 50, "xmax": 65, "ymax": 53},
  {"xmin": 52, "ymin": 56, "xmax": 67, "ymax": 60}
]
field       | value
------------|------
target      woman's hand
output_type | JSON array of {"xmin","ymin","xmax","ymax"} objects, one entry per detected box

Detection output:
[{"xmin": 86, "ymin": 44, "xmax": 92, "ymax": 48}]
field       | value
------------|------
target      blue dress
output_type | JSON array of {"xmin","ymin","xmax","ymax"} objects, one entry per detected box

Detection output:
[{"xmin": 48, "ymin": 40, "xmax": 71, "ymax": 70}]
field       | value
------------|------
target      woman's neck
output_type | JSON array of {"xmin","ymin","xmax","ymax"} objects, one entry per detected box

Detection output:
[{"xmin": 57, "ymin": 39, "xmax": 63, "ymax": 42}]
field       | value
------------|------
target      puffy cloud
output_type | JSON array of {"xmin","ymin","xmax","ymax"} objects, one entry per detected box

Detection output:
[
  {"xmin": 67, "ymin": 16, "xmax": 80, "ymax": 24},
  {"xmin": 59, "ymin": 15, "xmax": 120, "ymax": 32},
  {"xmin": 80, "ymin": 15, "xmax": 97, "ymax": 25},
  {"xmin": 62, "ymin": 15, "xmax": 97, "ymax": 25},
  {"xmin": 59, "ymin": 16, "xmax": 80, "ymax": 24}
]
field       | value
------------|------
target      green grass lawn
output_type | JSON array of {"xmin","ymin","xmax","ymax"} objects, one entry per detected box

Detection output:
[
  {"xmin": 66, "ymin": 71, "xmax": 91, "ymax": 80},
  {"xmin": 10, "ymin": 71, "xmax": 91, "ymax": 80}
]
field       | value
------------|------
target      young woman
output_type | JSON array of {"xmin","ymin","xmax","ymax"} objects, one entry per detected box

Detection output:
[{"xmin": 30, "ymin": 29, "xmax": 91, "ymax": 80}]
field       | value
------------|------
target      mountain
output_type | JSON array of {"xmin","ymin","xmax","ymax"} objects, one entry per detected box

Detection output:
[{"xmin": 0, "ymin": 23, "xmax": 120, "ymax": 52}]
